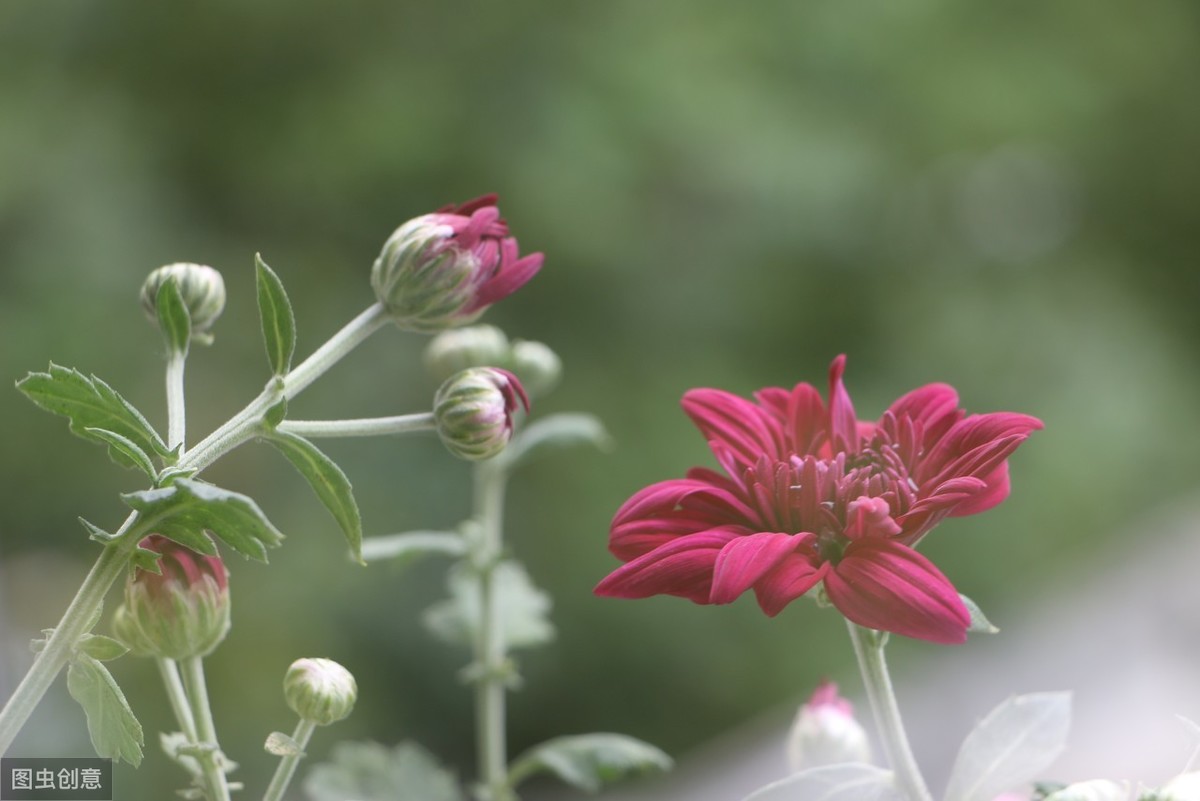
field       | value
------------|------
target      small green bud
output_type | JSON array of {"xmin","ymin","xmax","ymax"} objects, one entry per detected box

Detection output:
[
  {"xmin": 283, "ymin": 658, "xmax": 357, "ymax": 726},
  {"xmin": 112, "ymin": 535, "xmax": 230, "ymax": 660},
  {"xmin": 423, "ymin": 325, "xmax": 511, "ymax": 383},
  {"xmin": 509, "ymin": 339, "xmax": 561, "ymax": 399},
  {"xmin": 140, "ymin": 263, "xmax": 226, "ymax": 335},
  {"xmin": 434, "ymin": 368, "xmax": 529, "ymax": 460}
]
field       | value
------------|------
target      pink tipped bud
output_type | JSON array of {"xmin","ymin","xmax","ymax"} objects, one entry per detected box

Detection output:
[
  {"xmin": 371, "ymin": 195, "xmax": 543, "ymax": 332},
  {"xmin": 113, "ymin": 535, "xmax": 230, "ymax": 660},
  {"xmin": 434, "ymin": 367, "xmax": 529, "ymax": 461},
  {"xmin": 786, "ymin": 681, "xmax": 871, "ymax": 772},
  {"xmin": 284, "ymin": 658, "xmax": 357, "ymax": 726}
]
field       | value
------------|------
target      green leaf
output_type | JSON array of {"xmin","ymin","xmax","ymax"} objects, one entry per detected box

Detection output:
[
  {"xmin": 265, "ymin": 731, "xmax": 305, "ymax": 757},
  {"xmin": 360, "ymin": 531, "xmax": 466, "ymax": 565},
  {"xmin": 66, "ymin": 654, "xmax": 144, "ymax": 766},
  {"xmin": 122, "ymin": 478, "xmax": 284, "ymax": 561},
  {"xmin": 508, "ymin": 733, "xmax": 672, "ymax": 793},
  {"xmin": 256, "ymin": 254, "xmax": 297, "ymax": 376},
  {"xmin": 79, "ymin": 517, "xmax": 117, "ymax": 544},
  {"xmin": 264, "ymin": 396, "xmax": 289, "ymax": 429},
  {"xmin": 960, "ymin": 593, "xmax": 1000, "ymax": 635},
  {"xmin": 423, "ymin": 561, "xmax": 554, "ymax": 651},
  {"xmin": 303, "ymin": 740, "xmax": 465, "ymax": 801},
  {"xmin": 17, "ymin": 364, "xmax": 170, "ymax": 468},
  {"xmin": 263, "ymin": 430, "xmax": 362, "ymax": 562},
  {"xmin": 83, "ymin": 428, "xmax": 158, "ymax": 479},
  {"xmin": 132, "ymin": 543, "xmax": 164, "ymax": 574},
  {"xmin": 155, "ymin": 275, "xmax": 192, "ymax": 354},
  {"xmin": 496, "ymin": 413, "xmax": 611, "ymax": 471},
  {"xmin": 76, "ymin": 634, "xmax": 129, "ymax": 662}
]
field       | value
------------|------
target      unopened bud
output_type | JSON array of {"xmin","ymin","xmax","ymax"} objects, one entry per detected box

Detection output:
[
  {"xmin": 786, "ymin": 681, "xmax": 871, "ymax": 772},
  {"xmin": 113, "ymin": 535, "xmax": 230, "ymax": 660},
  {"xmin": 370, "ymin": 195, "xmax": 543, "ymax": 332},
  {"xmin": 424, "ymin": 325, "xmax": 511, "ymax": 383},
  {"xmin": 509, "ymin": 340, "xmax": 561, "ymax": 399},
  {"xmin": 434, "ymin": 367, "xmax": 529, "ymax": 460},
  {"xmin": 284, "ymin": 658, "xmax": 357, "ymax": 726},
  {"xmin": 1043, "ymin": 780, "xmax": 1129, "ymax": 801},
  {"xmin": 140, "ymin": 263, "xmax": 226, "ymax": 335}
]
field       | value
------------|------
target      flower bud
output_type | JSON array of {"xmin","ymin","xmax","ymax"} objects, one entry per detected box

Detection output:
[
  {"xmin": 434, "ymin": 367, "xmax": 529, "ymax": 460},
  {"xmin": 283, "ymin": 658, "xmax": 357, "ymax": 726},
  {"xmin": 112, "ymin": 535, "xmax": 230, "ymax": 660},
  {"xmin": 786, "ymin": 681, "xmax": 871, "ymax": 772},
  {"xmin": 1043, "ymin": 780, "xmax": 1129, "ymax": 801},
  {"xmin": 140, "ymin": 263, "xmax": 226, "ymax": 334},
  {"xmin": 370, "ymin": 195, "xmax": 543, "ymax": 332},
  {"xmin": 509, "ymin": 340, "xmax": 561, "ymax": 399},
  {"xmin": 424, "ymin": 325, "xmax": 512, "ymax": 383}
]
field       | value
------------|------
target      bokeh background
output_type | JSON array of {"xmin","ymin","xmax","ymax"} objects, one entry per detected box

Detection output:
[{"xmin": 2, "ymin": 1, "xmax": 1199, "ymax": 798}]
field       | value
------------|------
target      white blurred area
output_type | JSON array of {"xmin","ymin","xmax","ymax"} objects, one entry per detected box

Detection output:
[{"xmin": 535, "ymin": 498, "xmax": 1200, "ymax": 801}]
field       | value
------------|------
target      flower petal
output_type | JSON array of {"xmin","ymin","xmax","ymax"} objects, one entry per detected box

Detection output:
[
  {"xmin": 844, "ymin": 496, "xmax": 902, "ymax": 540},
  {"xmin": 824, "ymin": 540, "xmax": 970, "ymax": 644},
  {"xmin": 827, "ymin": 355, "xmax": 859, "ymax": 454},
  {"xmin": 594, "ymin": 529, "xmax": 741, "ymax": 603},
  {"xmin": 919, "ymin": 412, "xmax": 1043, "ymax": 484},
  {"xmin": 682, "ymin": 389, "xmax": 786, "ymax": 471},
  {"xmin": 949, "ymin": 462, "xmax": 1010, "ymax": 517},
  {"xmin": 710, "ymin": 532, "xmax": 802, "ymax": 604},
  {"xmin": 753, "ymin": 549, "xmax": 828, "ymax": 616},
  {"xmin": 884, "ymin": 383, "xmax": 962, "ymax": 445}
]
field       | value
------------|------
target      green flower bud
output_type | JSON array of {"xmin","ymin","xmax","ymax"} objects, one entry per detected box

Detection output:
[
  {"xmin": 434, "ymin": 368, "xmax": 529, "ymax": 461},
  {"xmin": 283, "ymin": 658, "xmax": 357, "ymax": 726},
  {"xmin": 509, "ymin": 339, "xmax": 561, "ymax": 399},
  {"xmin": 140, "ymin": 263, "xmax": 226, "ymax": 335},
  {"xmin": 423, "ymin": 325, "xmax": 511, "ymax": 383},
  {"xmin": 112, "ymin": 535, "xmax": 230, "ymax": 660}
]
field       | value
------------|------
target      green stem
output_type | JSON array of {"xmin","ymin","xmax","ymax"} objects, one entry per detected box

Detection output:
[
  {"xmin": 846, "ymin": 622, "xmax": 933, "ymax": 801},
  {"xmin": 182, "ymin": 657, "xmax": 231, "ymax": 801},
  {"xmin": 166, "ymin": 349, "xmax": 188, "ymax": 451},
  {"xmin": 277, "ymin": 413, "xmax": 435, "ymax": 439},
  {"xmin": 261, "ymin": 718, "xmax": 317, "ymax": 801},
  {"xmin": 157, "ymin": 658, "xmax": 199, "ymax": 742},
  {"xmin": 473, "ymin": 460, "xmax": 510, "ymax": 800},
  {"xmin": 0, "ymin": 303, "xmax": 389, "ymax": 756}
]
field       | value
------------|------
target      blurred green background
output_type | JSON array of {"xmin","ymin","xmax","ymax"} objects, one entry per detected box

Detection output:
[{"xmin": 2, "ymin": 0, "xmax": 1199, "ymax": 796}]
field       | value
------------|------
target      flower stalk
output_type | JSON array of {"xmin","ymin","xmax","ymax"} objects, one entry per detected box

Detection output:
[
  {"xmin": 181, "ymin": 656, "xmax": 232, "ymax": 801},
  {"xmin": 846, "ymin": 622, "xmax": 932, "ymax": 801},
  {"xmin": 261, "ymin": 718, "xmax": 317, "ymax": 801},
  {"xmin": 277, "ymin": 413, "xmax": 435, "ymax": 439}
]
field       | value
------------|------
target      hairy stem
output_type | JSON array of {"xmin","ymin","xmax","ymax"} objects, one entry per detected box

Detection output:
[
  {"xmin": 261, "ymin": 718, "xmax": 317, "ymax": 801},
  {"xmin": 278, "ymin": 412, "xmax": 435, "ymax": 439},
  {"xmin": 474, "ymin": 460, "xmax": 511, "ymax": 800},
  {"xmin": 157, "ymin": 658, "xmax": 199, "ymax": 742},
  {"xmin": 166, "ymin": 349, "xmax": 188, "ymax": 452},
  {"xmin": 846, "ymin": 622, "xmax": 933, "ymax": 801},
  {"xmin": 182, "ymin": 657, "xmax": 231, "ymax": 801}
]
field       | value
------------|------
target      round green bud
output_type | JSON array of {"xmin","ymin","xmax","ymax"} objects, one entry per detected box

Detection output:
[
  {"xmin": 423, "ymin": 325, "xmax": 511, "ymax": 383},
  {"xmin": 112, "ymin": 535, "xmax": 230, "ymax": 661},
  {"xmin": 140, "ymin": 263, "xmax": 226, "ymax": 334},
  {"xmin": 283, "ymin": 658, "xmax": 357, "ymax": 726},
  {"xmin": 509, "ymin": 340, "xmax": 562, "ymax": 399},
  {"xmin": 434, "ymin": 368, "xmax": 529, "ymax": 461}
]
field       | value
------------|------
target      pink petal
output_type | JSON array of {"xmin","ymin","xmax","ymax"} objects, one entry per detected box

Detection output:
[
  {"xmin": 824, "ymin": 540, "xmax": 970, "ymax": 644},
  {"xmin": 753, "ymin": 549, "xmax": 828, "ymax": 616},
  {"xmin": 611, "ymin": 478, "xmax": 715, "ymax": 527},
  {"xmin": 884, "ymin": 383, "xmax": 962, "ymax": 445},
  {"xmin": 827, "ymin": 355, "xmax": 859, "ymax": 454},
  {"xmin": 919, "ymin": 412, "xmax": 1043, "ymax": 482},
  {"xmin": 949, "ymin": 462, "xmax": 1010, "ymax": 517},
  {"xmin": 844, "ymin": 496, "xmax": 902, "ymax": 540},
  {"xmin": 710, "ymin": 532, "xmax": 802, "ymax": 604},
  {"xmin": 468, "ymin": 250, "xmax": 544, "ymax": 311},
  {"xmin": 594, "ymin": 529, "xmax": 741, "ymax": 603},
  {"xmin": 682, "ymin": 389, "xmax": 786, "ymax": 470}
]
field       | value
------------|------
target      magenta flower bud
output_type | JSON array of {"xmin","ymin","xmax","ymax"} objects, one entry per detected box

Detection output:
[
  {"xmin": 112, "ymin": 535, "xmax": 230, "ymax": 660},
  {"xmin": 283, "ymin": 658, "xmax": 357, "ymax": 726},
  {"xmin": 786, "ymin": 681, "xmax": 871, "ymax": 771},
  {"xmin": 434, "ymin": 367, "xmax": 529, "ymax": 460},
  {"xmin": 371, "ymin": 195, "xmax": 544, "ymax": 332}
]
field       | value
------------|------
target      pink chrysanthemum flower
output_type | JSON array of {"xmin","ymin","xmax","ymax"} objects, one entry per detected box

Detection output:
[{"xmin": 595, "ymin": 356, "xmax": 1041, "ymax": 644}]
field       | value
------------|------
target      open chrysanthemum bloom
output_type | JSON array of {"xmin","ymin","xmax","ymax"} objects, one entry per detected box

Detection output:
[{"xmin": 595, "ymin": 356, "xmax": 1042, "ymax": 644}]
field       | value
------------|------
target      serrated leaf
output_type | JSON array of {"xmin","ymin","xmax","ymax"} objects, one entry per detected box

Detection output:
[
  {"xmin": 508, "ymin": 733, "xmax": 672, "ymax": 793},
  {"xmin": 303, "ymin": 740, "xmax": 465, "ymax": 801},
  {"xmin": 265, "ymin": 731, "xmax": 305, "ymax": 757},
  {"xmin": 83, "ymin": 428, "xmax": 158, "ymax": 479},
  {"xmin": 79, "ymin": 517, "xmax": 118, "ymax": 544},
  {"xmin": 122, "ymin": 478, "xmax": 284, "ymax": 561},
  {"xmin": 740, "ymin": 764, "xmax": 901, "ymax": 801},
  {"xmin": 495, "ymin": 413, "xmax": 611, "ymax": 471},
  {"xmin": 360, "ymin": 531, "xmax": 466, "ymax": 565},
  {"xmin": 943, "ymin": 692, "xmax": 1072, "ymax": 801},
  {"xmin": 961, "ymin": 593, "xmax": 1000, "ymax": 635},
  {"xmin": 76, "ymin": 634, "xmax": 129, "ymax": 662},
  {"xmin": 66, "ymin": 654, "xmax": 143, "ymax": 766},
  {"xmin": 256, "ymin": 254, "xmax": 296, "ymax": 376},
  {"xmin": 131, "ymin": 545, "xmax": 164, "ymax": 574},
  {"xmin": 17, "ymin": 364, "xmax": 170, "ymax": 468},
  {"xmin": 263, "ymin": 430, "xmax": 361, "ymax": 562},
  {"xmin": 423, "ymin": 561, "xmax": 554, "ymax": 651},
  {"xmin": 156, "ymin": 275, "xmax": 192, "ymax": 354}
]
